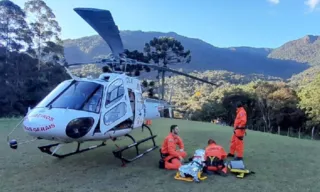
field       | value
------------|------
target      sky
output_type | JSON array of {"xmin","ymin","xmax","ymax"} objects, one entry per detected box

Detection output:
[{"xmin": 14, "ymin": 0, "xmax": 320, "ymax": 48}]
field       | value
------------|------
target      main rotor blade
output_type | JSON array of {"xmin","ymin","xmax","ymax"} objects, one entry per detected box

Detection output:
[
  {"xmin": 136, "ymin": 62, "xmax": 218, "ymax": 86},
  {"xmin": 67, "ymin": 62, "xmax": 95, "ymax": 67},
  {"xmin": 66, "ymin": 58, "xmax": 116, "ymax": 67},
  {"xmin": 74, "ymin": 8, "xmax": 124, "ymax": 57}
]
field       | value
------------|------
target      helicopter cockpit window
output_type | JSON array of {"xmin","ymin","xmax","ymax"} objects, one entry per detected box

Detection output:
[
  {"xmin": 48, "ymin": 81, "xmax": 103, "ymax": 113},
  {"xmin": 105, "ymin": 79, "xmax": 125, "ymax": 107},
  {"xmin": 82, "ymin": 85, "xmax": 103, "ymax": 113}
]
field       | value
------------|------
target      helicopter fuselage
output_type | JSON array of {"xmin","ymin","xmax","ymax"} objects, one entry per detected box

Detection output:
[{"xmin": 22, "ymin": 73, "xmax": 163, "ymax": 143}]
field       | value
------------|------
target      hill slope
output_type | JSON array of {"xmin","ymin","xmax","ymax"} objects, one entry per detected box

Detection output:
[
  {"xmin": 268, "ymin": 35, "xmax": 320, "ymax": 66},
  {"xmin": 63, "ymin": 30, "xmax": 308, "ymax": 79},
  {"xmin": 289, "ymin": 65, "xmax": 320, "ymax": 87}
]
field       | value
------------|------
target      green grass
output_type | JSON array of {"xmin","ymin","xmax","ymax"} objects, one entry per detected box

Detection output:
[{"xmin": 1, "ymin": 118, "xmax": 320, "ymax": 192}]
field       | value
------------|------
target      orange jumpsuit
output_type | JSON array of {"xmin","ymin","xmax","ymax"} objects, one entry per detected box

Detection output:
[
  {"xmin": 160, "ymin": 133, "xmax": 187, "ymax": 170},
  {"xmin": 229, "ymin": 106, "xmax": 247, "ymax": 158},
  {"xmin": 204, "ymin": 143, "xmax": 228, "ymax": 173}
]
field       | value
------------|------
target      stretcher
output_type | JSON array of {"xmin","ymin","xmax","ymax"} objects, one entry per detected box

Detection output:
[
  {"xmin": 227, "ymin": 160, "xmax": 255, "ymax": 178},
  {"xmin": 174, "ymin": 171, "xmax": 207, "ymax": 182},
  {"xmin": 174, "ymin": 149, "xmax": 208, "ymax": 182}
]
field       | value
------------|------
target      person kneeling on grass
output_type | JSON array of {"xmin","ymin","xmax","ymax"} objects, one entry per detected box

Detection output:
[
  {"xmin": 159, "ymin": 125, "xmax": 187, "ymax": 170},
  {"xmin": 203, "ymin": 139, "xmax": 228, "ymax": 176}
]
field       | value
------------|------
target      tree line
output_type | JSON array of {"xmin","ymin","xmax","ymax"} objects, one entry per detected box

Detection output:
[
  {"xmin": 0, "ymin": 0, "xmax": 69, "ymax": 116},
  {"xmin": 163, "ymin": 71, "xmax": 320, "ymax": 140}
]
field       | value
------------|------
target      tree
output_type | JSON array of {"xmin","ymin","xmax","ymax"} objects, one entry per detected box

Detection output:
[
  {"xmin": 253, "ymin": 81, "xmax": 300, "ymax": 132},
  {"xmin": 298, "ymin": 74, "xmax": 320, "ymax": 125},
  {"xmin": 141, "ymin": 80, "xmax": 157, "ymax": 99},
  {"xmin": 24, "ymin": 0, "xmax": 62, "ymax": 70},
  {"xmin": 123, "ymin": 49, "xmax": 151, "ymax": 76},
  {"xmin": 144, "ymin": 37, "xmax": 191, "ymax": 99},
  {"xmin": 191, "ymin": 100, "xmax": 227, "ymax": 122},
  {"xmin": 0, "ymin": 0, "xmax": 69, "ymax": 118},
  {"xmin": 0, "ymin": 0, "xmax": 33, "ymax": 62},
  {"xmin": 220, "ymin": 88, "xmax": 255, "ymax": 126},
  {"xmin": 253, "ymin": 81, "xmax": 279, "ymax": 132}
]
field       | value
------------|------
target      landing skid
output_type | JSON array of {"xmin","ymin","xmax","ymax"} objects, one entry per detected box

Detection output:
[
  {"xmin": 38, "ymin": 141, "xmax": 107, "ymax": 158},
  {"xmin": 37, "ymin": 124, "xmax": 158, "ymax": 166},
  {"xmin": 112, "ymin": 124, "xmax": 158, "ymax": 166}
]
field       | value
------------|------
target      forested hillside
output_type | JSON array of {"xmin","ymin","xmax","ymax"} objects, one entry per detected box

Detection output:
[
  {"xmin": 268, "ymin": 35, "xmax": 320, "ymax": 66},
  {"xmin": 289, "ymin": 65, "xmax": 320, "ymax": 87},
  {"xmin": 162, "ymin": 70, "xmax": 320, "ymax": 140}
]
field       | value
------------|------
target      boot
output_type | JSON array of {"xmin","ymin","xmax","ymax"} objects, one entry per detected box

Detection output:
[
  {"xmin": 227, "ymin": 153, "xmax": 234, "ymax": 158},
  {"xmin": 159, "ymin": 159, "xmax": 165, "ymax": 169},
  {"xmin": 203, "ymin": 167, "xmax": 214, "ymax": 175}
]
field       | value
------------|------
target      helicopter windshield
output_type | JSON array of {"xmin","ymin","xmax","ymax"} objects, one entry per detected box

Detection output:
[{"xmin": 48, "ymin": 81, "xmax": 103, "ymax": 113}]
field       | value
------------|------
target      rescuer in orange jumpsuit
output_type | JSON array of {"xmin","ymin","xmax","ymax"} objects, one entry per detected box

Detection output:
[
  {"xmin": 203, "ymin": 139, "xmax": 228, "ymax": 176},
  {"xmin": 160, "ymin": 125, "xmax": 187, "ymax": 170},
  {"xmin": 228, "ymin": 101, "xmax": 247, "ymax": 160}
]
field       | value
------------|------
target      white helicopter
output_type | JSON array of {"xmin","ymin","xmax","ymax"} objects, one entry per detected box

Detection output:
[{"xmin": 7, "ymin": 8, "xmax": 217, "ymax": 166}]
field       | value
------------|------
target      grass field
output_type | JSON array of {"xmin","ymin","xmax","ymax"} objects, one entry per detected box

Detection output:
[{"xmin": 1, "ymin": 118, "xmax": 320, "ymax": 192}]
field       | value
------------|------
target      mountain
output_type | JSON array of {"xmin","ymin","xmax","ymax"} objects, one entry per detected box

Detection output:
[
  {"xmin": 63, "ymin": 30, "xmax": 310, "ymax": 79},
  {"xmin": 268, "ymin": 35, "xmax": 320, "ymax": 66}
]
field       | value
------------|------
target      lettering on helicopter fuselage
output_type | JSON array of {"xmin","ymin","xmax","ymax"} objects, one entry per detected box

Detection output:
[
  {"xmin": 24, "ymin": 123, "xmax": 56, "ymax": 132},
  {"xmin": 28, "ymin": 114, "xmax": 54, "ymax": 121},
  {"xmin": 126, "ymin": 77, "xmax": 133, "ymax": 84}
]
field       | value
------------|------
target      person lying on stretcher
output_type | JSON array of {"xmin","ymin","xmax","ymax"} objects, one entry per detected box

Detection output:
[
  {"xmin": 203, "ymin": 139, "xmax": 228, "ymax": 176},
  {"xmin": 175, "ymin": 149, "xmax": 208, "ymax": 183}
]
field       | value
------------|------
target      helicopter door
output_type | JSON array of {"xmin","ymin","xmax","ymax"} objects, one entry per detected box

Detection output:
[
  {"xmin": 133, "ymin": 91, "xmax": 145, "ymax": 128},
  {"xmin": 100, "ymin": 78, "xmax": 133, "ymax": 134}
]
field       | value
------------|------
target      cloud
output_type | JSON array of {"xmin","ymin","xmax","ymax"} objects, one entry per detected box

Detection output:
[
  {"xmin": 305, "ymin": 0, "xmax": 320, "ymax": 10},
  {"xmin": 267, "ymin": 0, "xmax": 280, "ymax": 4}
]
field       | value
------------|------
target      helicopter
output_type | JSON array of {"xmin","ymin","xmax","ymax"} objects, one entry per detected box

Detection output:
[{"xmin": 7, "ymin": 7, "xmax": 218, "ymax": 167}]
